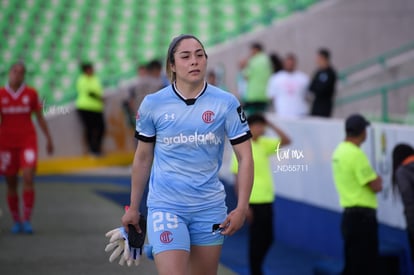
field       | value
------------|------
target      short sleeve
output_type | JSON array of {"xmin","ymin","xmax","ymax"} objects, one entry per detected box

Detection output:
[
  {"xmin": 31, "ymin": 89, "xmax": 42, "ymax": 112},
  {"xmin": 225, "ymin": 96, "xmax": 251, "ymax": 145},
  {"xmin": 259, "ymin": 137, "xmax": 280, "ymax": 156},
  {"xmin": 355, "ymin": 151, "xmax": 377, "ymax": 186},
  {"xmin": 135, "ymin": 96, "xmax": 156, "ymax": 142}
]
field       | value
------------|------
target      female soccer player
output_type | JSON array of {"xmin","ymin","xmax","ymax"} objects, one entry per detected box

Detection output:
[
  {"xmin": 0, "ymin": 62, "xmax": 54, "ymax": 233},
  {"xmin": 122, "ymin": 34, "xmax": 254, "ymax": 275}
]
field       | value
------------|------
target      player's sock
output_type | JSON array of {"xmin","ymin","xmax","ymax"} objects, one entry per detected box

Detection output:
[
  {"xmin": 7, "ymin": 194, "xmax": 21, "ymax": 222},
  {"xmin": 23, "ymin": 189, "xmax": 35, "ymax": 222}
]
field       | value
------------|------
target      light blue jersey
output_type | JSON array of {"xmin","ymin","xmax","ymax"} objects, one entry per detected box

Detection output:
[{"xmin": 135, "ymin": 82, "xmax": 251, "ymax": 212}]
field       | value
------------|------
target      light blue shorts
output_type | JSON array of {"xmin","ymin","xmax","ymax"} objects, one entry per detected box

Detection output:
[{"xmin": 147, "ymin": 205, "xmax": 227, "ymax": 255}]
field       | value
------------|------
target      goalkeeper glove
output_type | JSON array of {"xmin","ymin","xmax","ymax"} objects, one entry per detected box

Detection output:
[{"xmin": 104, "ymin": 215, "xmax": 146, "ymax": 266}]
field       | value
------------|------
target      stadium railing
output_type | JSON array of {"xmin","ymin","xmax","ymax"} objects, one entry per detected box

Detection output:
[
  {"xmin": 338, "ymin": 40, "xmax": 414, "ymax": 82},
  {"xmin": 335, "ymin": 77, "xmax": 414, "ymax": 123}
]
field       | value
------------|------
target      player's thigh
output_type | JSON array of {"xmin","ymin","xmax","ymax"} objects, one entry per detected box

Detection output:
[
  {"xmin": 147, "ymin": 209, "xmax": 191, "ymax": 254},
  {"xmin": 20, "ymin": 145, "xmax": 37, "ymax": 169},
  {"xmin": 154, "ymin": 249, "xmax": 190, "ymax": 275},
  {"xmin": 189, "ymin": 203, "xmax": 227, "ymax": 247},
  {"xmin": 0, "ymin": 148, "xmax": 19, "ymax": 176},
  {"xmin": 187, "ymin": 205, "xmax": 226, "ymax": 274},
  {"xmin": 189, "ymin": 244, "xmax": 222, "ymax": 275},
  {"xmin": 148, "ymin": 209, "xmax": 191, "ymax": 275}
]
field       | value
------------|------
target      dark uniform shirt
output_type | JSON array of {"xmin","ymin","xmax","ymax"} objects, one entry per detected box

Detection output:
[{"xmin": 309, "ymin": 66, "xmax": 337, "ymax": 117}]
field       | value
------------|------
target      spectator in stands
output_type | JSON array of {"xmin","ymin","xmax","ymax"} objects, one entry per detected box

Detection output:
[
  {"xmin": 332, "ymin": 114, "xmax": 382, "ymax": 275},
  {"xmin": 267, "ymin": 53, "xmax": 310, "ymax": 118},
  {"xmin": 76, "ymin": 62, "xmax": 105, "ymax": 156},
  {"xmin": 309, "ymin": 48, "xmax": 337, "ymax": 117},
  {"xmin": 0, "ymin": 62, "xmax": 54, "ymax": 233},
  {"xmin": 133, "ymin": 60, "xmax": 164, "ymax": 103},
  {"xmin": 269, "ymin": 52, "xmax": 283, "ymax": 74},
  {"xmin": 236, "ymin": 70, "xmax": 248, "ymax": 103},
  {"xmin": 392, "ymin": 143, "xmax": 414, "ymax": 262},
  {"xmin": 121, "ymin": 34, "xmax": 253, "ymax": 275},
  {"xmin": 231, "ymin": 113, "xmax": 291, "ymax": 275},
  {"xmin": 239, "ymin": 42, "xmax": 272, "ymax": 115},
  {"xmin": 207, "ymin": 67, "xmax": 228, "ymax": 91},
  {"xmin": 147, "ymin": 59, "xmax": 165, "ymax": 86},
  {"xmin": 123, "ymin": 60, "xmax": 165, "ymax": 129},
  {"xmin": 122, "ymin": 64, "xmax": 148, "ymax": 128},
  {"xmin": 207, "ymin": 70, "xmax": 217, "ymax": 86},
  {"xmin": 137, "ymin": 63, "xmax": 148, "ymax": 78}
]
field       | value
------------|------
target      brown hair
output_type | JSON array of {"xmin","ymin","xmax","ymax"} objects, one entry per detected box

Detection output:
[{"xmin": 165, "ymin": 34, "xmax": 207, "ymax": 83}]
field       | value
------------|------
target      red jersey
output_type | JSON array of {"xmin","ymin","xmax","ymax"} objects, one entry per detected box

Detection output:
[{"xmin": 0, "ymin": 84, "xmax": 42, "ymax": 148}]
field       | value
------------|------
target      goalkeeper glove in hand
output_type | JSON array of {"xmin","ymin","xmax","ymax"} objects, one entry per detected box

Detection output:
[{"xmin": 104, "ymin": 215, "xmax": 146, "ymax": 267}]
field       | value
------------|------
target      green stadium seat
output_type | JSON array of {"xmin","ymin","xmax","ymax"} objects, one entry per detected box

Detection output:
[{"xmin": 0, "ymin": 0, "xmax": 319, "ymax": 106}]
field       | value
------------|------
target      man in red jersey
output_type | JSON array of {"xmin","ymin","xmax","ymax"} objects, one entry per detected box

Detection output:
[{"xmin": 0, "ymin": 62, "xmax": 54, "ymax": 234}]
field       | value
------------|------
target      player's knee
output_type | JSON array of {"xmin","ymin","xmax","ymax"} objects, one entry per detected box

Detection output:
[
  {"xmin": 154, "ymin": 250, "xmax": 190, "ymax": 275},
  {"xmin": 22, "ymin": 169, "xmax": 35, "ymax": 187}
]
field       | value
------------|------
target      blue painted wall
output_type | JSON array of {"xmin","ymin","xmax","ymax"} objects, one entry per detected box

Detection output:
[
  {"xmin": 222, "ymin": 180, "xmax": 413, "ymax": 274},
  {"xmin": 273, "ymin": 195, "xmax": 413, "ymax": 274}
]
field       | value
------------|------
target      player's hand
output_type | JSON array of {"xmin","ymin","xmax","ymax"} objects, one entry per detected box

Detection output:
[
  {"xmin": 219, "ymin": 207, "xmax": 247, "ymax": 236},
  {"xmin": 121, "ymin": 207, "xmax": 141, "ymax": 233}
]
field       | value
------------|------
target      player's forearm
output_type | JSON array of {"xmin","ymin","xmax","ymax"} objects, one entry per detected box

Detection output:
[
  {"xmin": 36, "ymin": 112, "xmax": 52, "ymax": 142},
  {"xmin": 88, "ymin": 91, "xmax": 104, "ymax": 101},
  {"xmin": 268, "ymin": 123, "xmax": 291, "ymax": 146},
  {"xmin": 40, "ymin": 122, "xmax": 52, "ymax": 142},
  {"xmin": 235, "ymin": 154, "xmax": 253, "ymax": 211},
  {"xmin": 368, "ymin": 176, "xmax": 383, "ymax": 193}
]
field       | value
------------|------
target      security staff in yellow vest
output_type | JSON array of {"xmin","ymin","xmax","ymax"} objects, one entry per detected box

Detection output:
[
  {"xmin": 76, "ymin": 63, "xmax": 105, "ymax": 155},
  {"xmin": 332, "ymin": 114, "xmax": 382, "ymax": 275}
]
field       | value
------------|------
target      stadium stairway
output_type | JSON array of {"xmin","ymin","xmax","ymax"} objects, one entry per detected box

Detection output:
[{"xmin": 334, "ymin": 40, "xmax": 414, "ymax": 123}]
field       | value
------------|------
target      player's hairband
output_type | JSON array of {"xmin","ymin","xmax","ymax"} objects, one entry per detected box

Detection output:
[{"xmin": 167, "ymin": 34, "xmax": 207, "ymax": 63}]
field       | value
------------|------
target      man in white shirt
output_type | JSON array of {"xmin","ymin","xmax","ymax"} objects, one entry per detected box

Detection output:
[{"xmin": 267, "ymin": 54, "xmax": 310, "ymax": 118}]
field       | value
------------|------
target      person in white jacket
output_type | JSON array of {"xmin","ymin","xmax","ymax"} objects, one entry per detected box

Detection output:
[{"xmin": 267, "ymin": 53, "xmax": 310, "ymax": 118}]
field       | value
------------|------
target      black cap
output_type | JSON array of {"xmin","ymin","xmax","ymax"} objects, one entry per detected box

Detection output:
[{"xmin": 345, "ymin": 114, "xmax": 370, "ymax": 136}]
